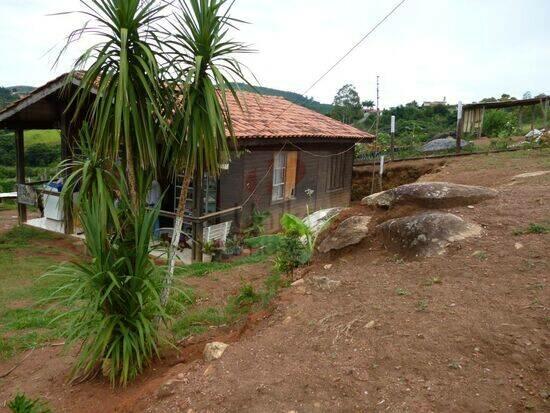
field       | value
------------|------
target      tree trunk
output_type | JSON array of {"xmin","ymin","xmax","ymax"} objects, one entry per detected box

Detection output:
[
  {"xmin": 161, "ymin": 172, "xmax": 192, "ymax": 307},
  {"xmin": 125, "ymin": 138, "xmax": 139, "ymax": 209}
]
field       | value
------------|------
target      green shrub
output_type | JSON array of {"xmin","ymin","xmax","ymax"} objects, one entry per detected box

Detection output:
[
  {"xmin": 243, "ymin": 208, "xmax": 270, "ymax": 237},
  {"xmin": 483, "ymin": 110, "xmax": 518, "ymax": 137},
  {"xmin": 274, "ymin": 213, "xmax": 313, "ymax": 273},
  {"xmin": 7, "ymin": 393, "xmax": 51, "ymax": 413},
  {"xmin": 45, "ymin": 184, "xmax": 169, "ymax": 387}
]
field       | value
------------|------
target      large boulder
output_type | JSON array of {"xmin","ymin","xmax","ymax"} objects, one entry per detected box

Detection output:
[
  {"xmin": 362, "ymin": 181, "xmax": 497, "ymax": 209},
  {"xmin": 316, "ymin": 215, "xmax": 371, "ymax": 253},
  {"xmin": 421, "ymin": 137, "xmax": 468, "ymax": 152},
  {"xmin": 377, "ymin": 211, "xmax": 482, "ymax": 257}
]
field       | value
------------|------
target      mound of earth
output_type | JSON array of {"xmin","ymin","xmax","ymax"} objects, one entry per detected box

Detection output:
[
  {"xmin": 362, "ymin": 181, "xmax": 497, "ymax": 209},
  {"xmin": 377, "ymin": 211, "xmax": 482, "ymax": 257}
]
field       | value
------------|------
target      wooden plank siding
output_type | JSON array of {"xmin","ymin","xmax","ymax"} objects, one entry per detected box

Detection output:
[{"xmin": 219, "ymin": 142, "xmax": 354, "ymax": 232}]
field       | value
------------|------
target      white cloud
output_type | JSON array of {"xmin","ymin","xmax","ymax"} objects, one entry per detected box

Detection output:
[{"xmin": 1, "ymin": 0, "xmax": 548, "ymax": 108}]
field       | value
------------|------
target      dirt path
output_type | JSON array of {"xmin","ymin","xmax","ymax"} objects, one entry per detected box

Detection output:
[{"xmin": 1, "ymin": 150, "xmax": 549, "ymax": 412}]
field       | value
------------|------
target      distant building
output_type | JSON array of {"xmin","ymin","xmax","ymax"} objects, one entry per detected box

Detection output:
[{"xmin": 422, "ymin": 97, "xmax": 447, "ymax": 107}]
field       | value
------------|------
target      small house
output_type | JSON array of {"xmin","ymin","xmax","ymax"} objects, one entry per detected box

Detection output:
[{"xmin": 0, "ymin": 74, "xmax": 373, "ymax": 260}]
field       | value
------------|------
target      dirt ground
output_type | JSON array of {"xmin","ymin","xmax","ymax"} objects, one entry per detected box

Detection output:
[{"xmin": 1, "ymin": 149, "xmax": 549, "ymax": 412}]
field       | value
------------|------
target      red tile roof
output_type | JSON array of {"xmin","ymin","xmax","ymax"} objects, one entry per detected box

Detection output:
[
  {"xmin": 226, "ymin": 91, "xmax": 372, "ymax": 140},
  {"xmin": 0, "ymin": 73, "xmax": 373, "ymax": 141}
]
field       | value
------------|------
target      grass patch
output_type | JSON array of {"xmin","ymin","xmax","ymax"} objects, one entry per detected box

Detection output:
[
  {"xmin": 175, "ymin": 252, "xmax": 270, "ymax": 278},
  {"xmin": 416, "ymin": 299, "xmax": 428, "ymax": 312},
  {"xmin": 243, "ymin": 234, "xmax": 284, "ymax": 255},
  {"xmin": 0, "ymin": 226, "xmax": 71, "ymax": 360},
  {"xmin": 171, "ymin": 272, "xmax": 287, "ymax": 341},
  {"xmin": 513, "ymin": 221, "xmax": 550, "ymax": 235}
]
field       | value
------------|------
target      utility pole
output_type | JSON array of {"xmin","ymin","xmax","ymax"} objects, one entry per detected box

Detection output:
[
  {"xmin": 375, "ymin": 75, "xmax": 380, "ymax": 138},
  {"xmin": 390, "ymin": 115, "xmax": 396, "ymax": 161},
  {"xmin": 370, "ymin": 75, "xmax": 381, "ymax": 195}
]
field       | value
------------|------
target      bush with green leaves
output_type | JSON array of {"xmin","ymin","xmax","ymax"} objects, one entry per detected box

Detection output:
[
  {"xmin": 483, "ymin": 110, "xmax": 518, "ymax": 137},
  {"xmin": 274, "ymin": 213, "xmax": 313, "ymax": 274},
  {"xmin": 7, "ymin": 393, "xmax": 51, "ymax": 413},
  {"xmin": 243, "ymin": 208, "xmax": 271, "ymax": 237},
  {"xmin": 47, "ymin": 181, "xmax": 169, "ymax": 386}
]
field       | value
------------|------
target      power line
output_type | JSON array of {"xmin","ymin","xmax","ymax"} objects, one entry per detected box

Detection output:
[{"xmin": 240, "ymin": 0, "xmax": 407, "ymax": 206}]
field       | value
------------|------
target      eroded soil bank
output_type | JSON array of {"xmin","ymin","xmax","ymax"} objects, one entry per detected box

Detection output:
[{"xmin": 1, "ymin": 149, "xmax": 549, "ymax": 412}]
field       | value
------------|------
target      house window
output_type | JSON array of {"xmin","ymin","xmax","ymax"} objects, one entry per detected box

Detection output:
[
  {"xmin": 327, "ymin": 153, "xmax": 345, "ymax": 191},
  {"xmin": 272, "ymin": 151, "xmax": 297, "ymax": 202}
]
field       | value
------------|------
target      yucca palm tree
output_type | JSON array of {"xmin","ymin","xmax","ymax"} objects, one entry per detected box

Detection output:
[
  {"xmin": 160, "ymin": 0, "xmax": 253, "ymax": 305},
  {"xmin": 52, "ymin": 0, "xmax": 172, "ymax": 385},
  {"xmin": 62, "ymin": 0, "xmax": 170, "ymax": 206}
]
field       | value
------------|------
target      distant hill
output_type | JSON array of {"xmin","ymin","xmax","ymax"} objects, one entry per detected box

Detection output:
[
  {"xmin": 0, "ymin": 85, "xmax": 35, "ymax": 109},
  {"xmin": 232, "ymin": 83, "xmax": 332, "ymax": 115}
]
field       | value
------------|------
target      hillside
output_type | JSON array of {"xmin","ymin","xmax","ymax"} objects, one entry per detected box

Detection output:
[{"xmin": 0, "ymin": 85, "xmax": 35, "ymax": 109}]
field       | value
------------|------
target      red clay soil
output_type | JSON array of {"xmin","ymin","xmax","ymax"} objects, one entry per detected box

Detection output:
[{"xmin": 1, "ymin": 150, "xmax": 549, "ymax": 412}]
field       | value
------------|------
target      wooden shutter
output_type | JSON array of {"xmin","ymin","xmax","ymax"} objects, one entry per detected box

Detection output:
[{"xmin": 285, "ymin": 152, "xmax": 298, "ymax": 199}]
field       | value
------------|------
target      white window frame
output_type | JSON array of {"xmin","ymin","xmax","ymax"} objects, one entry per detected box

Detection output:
[{"xmin": 271, "ymin": 152, "xmax": 287, "ymax": 202}]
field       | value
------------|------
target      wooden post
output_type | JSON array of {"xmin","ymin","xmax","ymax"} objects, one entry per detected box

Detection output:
[
  {"xmin": 191, "ymin": 173, "xmax": 204, "ymax": 263},
  {"xmin": 456, "ymin": 101, "xmax": 463, "ymax": 153},
  {"xmin": 60, "ymin": 114, "xmax": 74, "ymax": 234},
  {"xmin": 478, "ymin": 107, "xmax": 485, "ymax": 139},
  {"xmin": 540, "ymin": 98, "xmax": 548, "ymax": 131},
  {"xmin": 15, "ymin": 128, "xmax": 27, "ymax": 224}
]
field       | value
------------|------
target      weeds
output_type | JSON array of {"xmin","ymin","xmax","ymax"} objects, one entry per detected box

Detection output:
[
  {"xmin": 416, "ymin": 299, "xmax": 428, "ymax": 312},
  {"xmin": 396, "ymin": 288, "xmax": 410, "ymax": 296},
  {"xmin": 513, "ymin": 222, "xmax": 550, "ymax": 235},
  {"xmin": 7, "ymin": 393, "xmax": 51, "ymax": 413}
]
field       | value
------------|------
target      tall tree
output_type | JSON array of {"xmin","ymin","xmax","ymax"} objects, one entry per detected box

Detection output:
[
  {"xmin": 331, "ymin": 84, "xmax": 363, "ymax": 124},
  {"xmin": 53, "ymin": 0, "xmax": 172, "ymax": 386},
  {"xmin": 160, "ymin": 0, "xmax": 252, "ymax": 305}
]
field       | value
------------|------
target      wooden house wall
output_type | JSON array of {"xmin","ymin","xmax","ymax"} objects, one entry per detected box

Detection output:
[{"xmin": 219, "ymin": 142, "xmax": 354, "ymax": 232}]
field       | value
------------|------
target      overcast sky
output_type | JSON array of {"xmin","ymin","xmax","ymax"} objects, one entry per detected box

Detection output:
[{"xmin": 0, "ymin": 0, "xmax": 548, "ymax": 108}]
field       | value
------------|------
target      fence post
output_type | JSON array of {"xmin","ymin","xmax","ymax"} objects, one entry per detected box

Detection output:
[
  {"xmin": 15, "ymin": 128, "xmax": 27, "ymax": 224},
  {"xmin": 456, "ymin": 101, "xmax": 463, "ymax": 154}
]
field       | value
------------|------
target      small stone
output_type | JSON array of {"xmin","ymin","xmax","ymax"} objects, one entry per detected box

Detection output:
[
  {"xmin": 291, "ymin": 278, "xmax": 304, "ymax": 286},
  {"xmin": 467, "ymin": 205, "xmax": 474, "ymax": 209},
  {"xmin": 157, "ymin": 380, "xmax": 178, "ymax": 399},
  {"xmin": 203, "ymin": 342, "xmax": 229, "ymax": 362},
  {"xmin": 365, "ymin": 320, "xmax": 375, "ymax": 329},
  {"xmin": 283, "ymin": 316, "xmax": 292, "ymax": 325},
  {"xmin": 203, "ymin": 365, "xmax": 214, "ymax": 376},
  {"xmin": 324, "ymin": 264, "xmax": 333, "ymax": 270},
  {"xmin": 514, "ymin": 242, "xmax": 523, "ymax": 250},
  {"xmin": 177, "ymin": 373, "xmax": 185, "ymax": 379},
  {"xmin": 295, "ymin": 285, "xmax": 307, "ymax": 295},
  {"xmin": 309, "ymin": 276, "xmax": 341, "ymax": 291}
]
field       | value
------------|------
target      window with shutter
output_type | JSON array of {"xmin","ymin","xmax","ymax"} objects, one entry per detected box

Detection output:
[
  {"xmin": 327, "ymin": 153, "xmax": 345, "ymax": 191},
  {"xmin": 272, "ymin": 151, "xmax": 298, "ymax": 202}
]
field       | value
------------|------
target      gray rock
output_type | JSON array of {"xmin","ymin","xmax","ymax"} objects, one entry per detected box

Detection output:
[
  {"xmin": 203, "ymin": 342, "xmax": 229, "ymax": 362},
  {"xmin": 524, "ymin": 128, "xmax": 542, "ymax": 140},
  {"xmin": 421, "ymin": 137, "xmax": 468, "ymax": 152},
  {"xmin": 316, "ymin": 215, "xmax": 371, "ymax": 253},
  {"xmin": 377, "ymin": 211, "xmax": 482, "ymax": 257},
  {"xmin": 362, "ymin": 182, "xmax": 497, "ymax": 209},
  {"xmin": 511, "ymin": 170, "xmax": 550, "ymax": 180}
]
